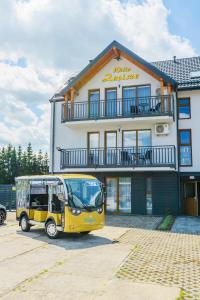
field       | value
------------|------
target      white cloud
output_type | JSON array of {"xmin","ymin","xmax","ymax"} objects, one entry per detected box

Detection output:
[
  {"xmin": 104, "ymin": 0, "xmax": 196, "ymax": 60},
  {"xmin": 0, "ymin": 0, "xmax": 197, "ymax": 151}
]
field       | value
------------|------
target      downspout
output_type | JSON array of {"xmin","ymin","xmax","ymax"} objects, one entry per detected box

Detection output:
[
  {"xmin": 175, "ymin": 87, "xmax": 181, "ymax": 214},
  {"xmin": 51, "ymin": 100, "xmax": 56, "ymax": 174}
]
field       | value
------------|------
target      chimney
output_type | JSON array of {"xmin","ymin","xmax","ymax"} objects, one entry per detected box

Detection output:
[{"xmin": 173, "ymin": 56, "xmax": 177, "ymax": 63}]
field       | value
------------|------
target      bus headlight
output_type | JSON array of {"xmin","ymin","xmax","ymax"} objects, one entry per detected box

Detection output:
[
  {"xmin": 97, "ymin": 207, "xmax": 103, "ymax": 214},
  {"xmin": 71, "ymin": 208, "xmax": 81, "ymax": 215}
]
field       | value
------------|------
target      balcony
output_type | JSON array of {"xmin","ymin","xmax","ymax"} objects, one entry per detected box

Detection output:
[
  {"xmin": 61, "ymin": 95, "xmax": 174, "ymax": 123},
  {"xmin": 60, "ymin": 145, "xmax": 176, "ymax": 169}
]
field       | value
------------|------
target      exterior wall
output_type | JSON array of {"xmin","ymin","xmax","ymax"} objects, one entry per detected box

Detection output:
[
  {"xmin": 75, "ymin": 57, "xmax": 162, "ymax": 102},
  {"xmin": 50, "ymin": 56, "xmax": 178, "ymax": 173},
  {"xmin": 178, "ymin": 90, "xmax": 200, "ymax": 172},
  {"xmin": 51, "ymin": 100, "xmax": 177, "ymax": 172}
]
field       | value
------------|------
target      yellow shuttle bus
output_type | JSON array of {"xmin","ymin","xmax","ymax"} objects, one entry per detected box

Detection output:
[{"xmin": 16, "ymin": 174, "xmax": 104, "ymax": 239}]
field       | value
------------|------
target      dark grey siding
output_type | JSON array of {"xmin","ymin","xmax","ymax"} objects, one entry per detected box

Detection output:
[
  {"xmin": 131, "ymin": 172, "xmax": 179, "ymax": 215},
  {"xmin": 151, "ymin": 173, "xmax": 179, "ymax": 215},
  {"xmin": 132, "ymin": 175, "xmax": 146, "ymax": 214}
]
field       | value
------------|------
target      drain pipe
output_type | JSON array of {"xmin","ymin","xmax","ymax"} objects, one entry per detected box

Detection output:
[
  {"xmin": 175, "ymin": 88, "xmax": 181, "ymax": 214},
  {"xmin": 50, "ymin": 99, "xmax": 56, "ymax": 174}
]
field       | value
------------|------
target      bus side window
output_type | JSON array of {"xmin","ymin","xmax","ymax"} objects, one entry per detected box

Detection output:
[
  {"xmin": 48, "ymin": 182, "xmax": 63, "ymax": 213},
  {"xmin": 30, "ymin": 181, "xmax": 48, "ymax": 211}
]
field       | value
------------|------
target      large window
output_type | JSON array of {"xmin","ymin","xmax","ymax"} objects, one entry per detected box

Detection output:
[
  {"xmin": 146, "ymin": 177, "xmax": 152, "ymax": 215},
  {"xmin": 123, "ymin": 130, "xmax": 151, "ymax": 148},
  {"xmin": 89, "ymin": 90, "xmax": 100, "ymax": 118},
  {"xmin": 122, "ymin": 85, "xmax": 151, "ymax": 115},
  {"xmin": 178, "ymin": 129, "xmax": 192, "ymax": 166},
  {"xmin": 178, "ymin": 98, "xmax": 191, "ymax": 119},
  {"xmin": 105, "ymin": 88, "xmax": 117, "ymax": 116},
  {"xmin": 105, "ymin": 131, "xmax": 117, "ymax": 165},
  {"xmin": 106, "ymin": 177, "xmax": 131, "ymax": 213},
  {"xmin": 88, "ymin": 132, "xmax": 100, "ymax": 165}
]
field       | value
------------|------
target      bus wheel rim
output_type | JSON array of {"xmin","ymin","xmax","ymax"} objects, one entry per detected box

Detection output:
[
  {"xmin": 21, "ymin": 217, "xmax": 27, "ymax": 229},
  {"xmin": 47, "ymin": 223, "xmax": 57, "ymax": 236}
]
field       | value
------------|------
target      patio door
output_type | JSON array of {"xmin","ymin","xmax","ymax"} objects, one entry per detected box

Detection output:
[
  {"xmin": 105, "ymin": 88, "xmax": 117, "ymax": 117},
  {"xmin": 137, "ymin": 86, "xmax": 151, "ymax": 112},
  {"xmin": 105, "ymin": 131, "xmax": 117, "ymax": 165},
  {"xmin": 106, "ymin": 177, "xmax": 131, "ymax": 213},
  {"xmin": 123, "ymin": 87, "xmax": 136, "ymax": 115},
  {"xmin": 89, "ymin": 90, "xmax": 100, "ymax": 118},
  {"xmin": 88, "ymin": 132, "xmax": 99, "ymax": 165},
  {"xmin": 184, "ymin": 182, "xmax": 198, "ymax": 216}
]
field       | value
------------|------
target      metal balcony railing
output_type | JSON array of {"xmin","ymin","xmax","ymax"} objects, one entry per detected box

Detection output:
[
  {"xmin": 60, "ymin": 145, "xmax": 176, "ymax": 169},
  {"xmin": 61, "ymin": 95, "xmax": 174, "ymax": 122}
]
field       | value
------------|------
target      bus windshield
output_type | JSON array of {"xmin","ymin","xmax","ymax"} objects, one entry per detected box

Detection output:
[{"xmin": 64, "ymin": 178, "xmax": 103, "ymax": 209}]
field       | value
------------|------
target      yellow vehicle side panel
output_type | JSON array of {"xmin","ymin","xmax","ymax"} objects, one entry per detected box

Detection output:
[
  {"xmin": 64, "ymin": 207, "xmax": 104, "ymax": 233},
  {"xmin": 16, "ymin": 208, "xmax": 34, "ymax": 219},
  {"xmin": 46, "ymin": 212, "xmax": 62, "ymax": 225},
  {"xmin": 34, "ymin": 210, "xmax": 48, "ymax": 222}
]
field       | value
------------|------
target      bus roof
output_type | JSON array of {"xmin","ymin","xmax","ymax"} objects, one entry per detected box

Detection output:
[{"xmin": 15, "ymin": 174, "xmax": 96, "ymax": 180}]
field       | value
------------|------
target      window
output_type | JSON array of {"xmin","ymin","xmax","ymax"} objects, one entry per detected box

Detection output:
[
  {"xmin": 89, "ymin": 90, "xmax": 100, "ymax": 118},
  {"xmin": 123, "ymin": 130, "xmax": 151, "ymax": 148},
  {"xmin": 146, "ymin": 177, "xmax": 152, "ymax": 215},
  {"xmin": 178, "ymin": 129, "xmax": 192, "ymax": 166},
  {"xmin": 178, "ymin": 98, "xmax": 191, "ymax": 119},
  {"xmin": 105, "ymin": 131, "xmax": 117, "ymax": 165},
  {"xmin": 106, "ymin": 177, "xmax": 131, "ymax": 213},
  {"xmin": 122, "ymin": 85, "xmax": 151, "ymax": 115},
  {"xmin": 88, "ymin": 132, "xmax": 100, "ymax": 165},
  {"xmin": 105, "ymin": 88, "xmax": 117, "ymax": 116}
]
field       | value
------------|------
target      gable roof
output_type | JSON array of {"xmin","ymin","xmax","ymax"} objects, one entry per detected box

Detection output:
[
  {"xmin": 152, "ymin": 57, "xmax": 200, "ymax": 90},
  {"xmin": 54, "ymin": 40, "xmax": 177, "ymax": 98}
]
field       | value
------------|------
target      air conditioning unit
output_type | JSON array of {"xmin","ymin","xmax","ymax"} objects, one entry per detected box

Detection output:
[{"xmin": 155, "ymin": 123, "xmax": 170, "ymax": 135}]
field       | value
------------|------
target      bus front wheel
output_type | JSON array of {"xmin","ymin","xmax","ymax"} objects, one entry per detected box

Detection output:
[
  {"xmin": 45, "ymin": 220, "xmax": 59, "ymax": 239},
  {"xmin": 20, "ymin": 215, "xmax": 30, "ymax": 232}
]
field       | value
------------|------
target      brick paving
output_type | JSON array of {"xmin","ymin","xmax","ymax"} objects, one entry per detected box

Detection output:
[
  {"xmin": 106, "ymin": 215, "xmax": 162, "ymax": 230},
  {"xmin": 116, "ymin": 228, "xmax": 200, "ymax": 299}
]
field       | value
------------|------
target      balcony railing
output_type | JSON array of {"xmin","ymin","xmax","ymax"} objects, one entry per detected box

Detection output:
[
  {"xmin": 61, "ymin": 95, "xmax": 174, "ymax": 122},
  {"xmin": 60, "ymin": 145, "xmax": 176, "ymax": 169}
]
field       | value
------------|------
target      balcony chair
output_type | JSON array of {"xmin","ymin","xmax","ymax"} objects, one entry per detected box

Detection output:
[
  {"xmin": 120, "ymin": 150, "xmax": 133, "ymax": 165},
  {"xmin": 149, "ymin": 102, "xmax": 161, "ymax": 113},
  {"xmin": 139, "ymin": 149, "xmax": 152, "ymax": 165}
]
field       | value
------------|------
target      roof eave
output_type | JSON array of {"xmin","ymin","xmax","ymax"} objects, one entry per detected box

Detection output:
[{"xmin": 57, "ymin": 40, "xmax": 177, "ymax": 96}]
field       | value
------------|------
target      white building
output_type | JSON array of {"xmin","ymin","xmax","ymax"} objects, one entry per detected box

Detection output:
[{"xmin": 50, "ymin": 41, "xmax": 200, "ymax": 216}]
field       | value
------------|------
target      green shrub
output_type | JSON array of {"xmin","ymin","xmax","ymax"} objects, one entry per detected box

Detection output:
[{"xmin": 158, "ymin": 215, "xmax": 175, "ymax": 231}]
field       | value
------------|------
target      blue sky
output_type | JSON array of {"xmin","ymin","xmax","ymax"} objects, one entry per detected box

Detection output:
[
  {"xmin": 0, "ymin": 0, "xmax": 199, "ymax": 151},
  {"xmin": 164, "ymin": 0, "xmax": 200, "ymax": 54}
]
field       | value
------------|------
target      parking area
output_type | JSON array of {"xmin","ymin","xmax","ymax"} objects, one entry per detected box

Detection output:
[{"xmin": 0, "ymin": 213, "xmax": 182, "ymax": 300}]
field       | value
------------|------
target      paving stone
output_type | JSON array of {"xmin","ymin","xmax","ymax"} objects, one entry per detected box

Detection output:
[{"xmin": 117, "ymin": 229, "xmax": 200, "ymax": 300}]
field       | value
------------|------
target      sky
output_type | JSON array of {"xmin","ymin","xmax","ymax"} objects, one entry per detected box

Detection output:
[{"xmin": 0, "ymin": 0, "xmax": 199, "ymax": 152}]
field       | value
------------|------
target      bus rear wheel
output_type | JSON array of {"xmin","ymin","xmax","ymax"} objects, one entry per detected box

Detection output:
[
  {"xmin": 20, "ymin": 215, "xmax": 30, "ymax": 232},
  {"xmin": 45, "ymin": 220, "xmax": 59, "ymax": 239}
]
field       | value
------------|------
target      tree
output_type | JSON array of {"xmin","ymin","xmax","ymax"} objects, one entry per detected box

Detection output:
[{"xmin": 0, "ymin": 144, "xmax": 49, "ymax": 184}]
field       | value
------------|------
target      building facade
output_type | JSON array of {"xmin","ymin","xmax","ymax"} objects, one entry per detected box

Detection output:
[{"xmin": 50, "ymin": 41, "xmax": 200, "ymax": 216}]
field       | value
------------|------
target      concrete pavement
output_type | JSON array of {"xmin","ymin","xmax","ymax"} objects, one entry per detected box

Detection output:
[{"xmin": 0, "ymin": 213, "xmax": 180, "ymax": 300}]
